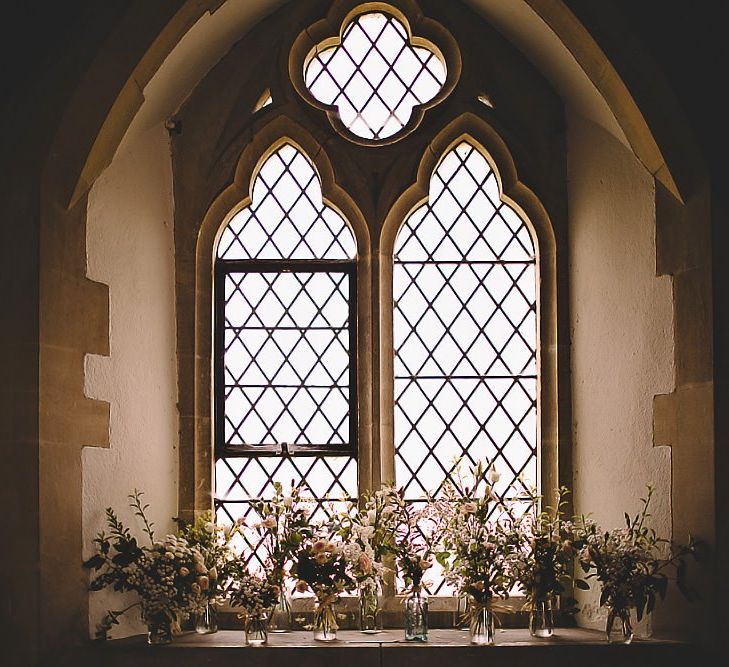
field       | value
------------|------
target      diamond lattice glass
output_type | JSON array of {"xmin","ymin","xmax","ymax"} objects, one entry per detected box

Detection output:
[
  {"xmin": 215, "ymin": 143, "xmax": 357, "ymax": 566},
  {"xmin": 305, "ymin": 11, "xmax": 446, "ymax": 140},
  {"xmin": 218, "ymin": 143, "xmax": 356, "ymax": 260},
  {"xmin": 393, "ymin": 141, "xmax": 537, "ymax": 594}
]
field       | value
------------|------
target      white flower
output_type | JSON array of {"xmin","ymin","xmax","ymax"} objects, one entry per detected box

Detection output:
[
  {"xmin": 357, "ymin": 525, "xmax": 375, "ymax": 540},
  {"xmin": 342, "ymin": 542, "xmax": 363, "ymax": 564},
  {"xmin": 367, "ymin": 509, "xmax": 377, "ymax": 525},
  {"xmin": 283, "ymin": 495, "xmax": 293, "ymax": 508},
  {"xmin": 486, "ymin": 467, "xmax": 500, "ymax": 484},
  {"xmin": 204, "ymin": 521, "xmax": 215, "ymax": 533}
]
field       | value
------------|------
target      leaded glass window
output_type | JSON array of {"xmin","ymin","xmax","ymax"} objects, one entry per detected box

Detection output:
[
  {"xmin": 393, "ymin": 140, "xmax": 538, "ymax": 593},
  {"xmin": 215, "ymin": 143, "xmax": 358, "ymax": 565},
  {"xmin": 304, "ymin": 10, "xmax": 446, "ymax": 140}
]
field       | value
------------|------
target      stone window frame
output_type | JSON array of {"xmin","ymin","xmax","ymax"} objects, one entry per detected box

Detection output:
[
  {"xmin": 177, "ymin": 1, "xmax": 567, "ymax": 609},
  {"xmin": 378, "ymin": 113, "xmax": 561, "ymax": 514},
  {"xmin": 187, "ymin": 115, "xmax": 562, "ymax": 602},
  {"xmin": 186, "ymin": 123, "xmax": 374, "ymax": 519},
  {"xmin": 288, "ymin": 0, "xmax": 462, "ymax": 147}
]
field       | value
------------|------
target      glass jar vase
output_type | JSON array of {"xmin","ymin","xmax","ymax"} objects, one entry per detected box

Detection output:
[
  {"xmin": 404, "ymin": 587, "xmax": 428, "ymax": 642},
  {"xmin": 468, "ymin": 605, "xmax": 494, "ymax": 645},
  {"xmin": 245, "ymin": 613, "xmax": 269, "ymax": 646},
  {"xmin": 313, "ymin": 598, "xmax": 338, "ymax": 642},
  {"xmin": 268, "ymin": 588, "xmax": 292, "ymax": 633},
  {"xmin": 146, "ymin": 613, "xmax": 172, "ymax": 645},
  {"xmin": 606, "ymin": 606, "xmax": 634, "ymax": 644},
  {"xmin": 195, "ymin": 602, "xmax": 218, "ymax": 634},
  {"xmin": 359, "ymin": 579, "xmax": 383, "ymax": 633},
  {"xmin": 529, "ymin": 597, "xmax": 554, "ymax": 638}
]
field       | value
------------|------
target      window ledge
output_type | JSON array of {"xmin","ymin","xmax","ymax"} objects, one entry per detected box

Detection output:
[{"xmin": 63, "ymin": 629, "xmax": 694, "ymax": 667}]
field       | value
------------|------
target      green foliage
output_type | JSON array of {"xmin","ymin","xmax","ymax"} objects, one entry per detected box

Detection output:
[{"xmin": 577, "ymin": 486, "xmax": 699, "ymax": 621}]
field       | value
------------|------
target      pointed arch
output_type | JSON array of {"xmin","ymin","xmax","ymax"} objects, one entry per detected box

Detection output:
[
  {"xmin": 186, "ymin": 116, "xmax": 373, "ymax": 518},
  {"xmin": 379, "ymin": 114, "xmax": 566, "ymax": 517}
]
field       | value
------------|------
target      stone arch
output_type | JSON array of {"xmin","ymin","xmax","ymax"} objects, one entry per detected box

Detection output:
[
  {"xmin": 378, "ymin": 112, "xmax": 565, "ymax": 504},
  {"xmin": 187, "ymin": 115, "xmax": 373, "ymax": 516},
  {"xmin": 32, "ymin": 0, "xmax": 714, "ymax": 654}
]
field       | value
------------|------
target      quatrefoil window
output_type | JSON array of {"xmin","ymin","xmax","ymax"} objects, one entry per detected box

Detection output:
[{"xmin": 304, "ymin": 10, "xmax": 447, "ymax": 140}]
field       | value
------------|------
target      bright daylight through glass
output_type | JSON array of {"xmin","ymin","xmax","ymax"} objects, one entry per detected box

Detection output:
[
  {"xmin": 305, "ymin": 11, "xmax": 446, "ymax": 140},
  {"xmin": 216, "ymin": 144, "xmax": 357, "ymax": 567},
  {"xmin": 394, "ymin": 141, "xmax": 537, "ymax": 593}
]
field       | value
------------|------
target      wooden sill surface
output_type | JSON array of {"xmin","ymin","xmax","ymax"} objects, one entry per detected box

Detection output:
[{"xmin": 59, "ymin": 628, "xmax": 695, "ymax": 667}]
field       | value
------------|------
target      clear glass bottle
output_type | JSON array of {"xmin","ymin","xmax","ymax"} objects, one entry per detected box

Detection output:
[
  {"xmin": 245, "ymin": 613, "xmax": 269, "ymax": 646},
  {"xmin": 146, "ymin": 613, "xmax": 172, "ymax": 645},
  {"xmin": 313, "ymin": 600, "xmax": 338, "ymax": 641},
  {"xmin": 606, "ymin": 606, "xmax": 634, "ymax": 644},
  {"xmin": 404, "ymin": 587, "xmax": 428, "ymax": 642},
  {"xmin": 359, "ymin": 579, "xmax": 383, "ymax": 633},
  {"xmin": 468, "ymin": 605, "xmax": 494, "ymax": 645},
  {"xmin": 268, "ymin": 588, "xmax": 292, "ymax": 633},
  {"xmin": 195, "ymin": 602, "xmax": 218, "ymax": 634},
  {"xmin": 529, "ymin": 597, "xmax": 554, "ymax": 638}
]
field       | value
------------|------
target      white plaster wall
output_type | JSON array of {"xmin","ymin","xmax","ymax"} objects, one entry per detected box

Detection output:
[
  {"xmin": 82, "ymin": 124, "xmax": 178, "ymax": 638},
  {"xmin": 567, "ymin": 113, "xmax": 675, "ymax": 633}
]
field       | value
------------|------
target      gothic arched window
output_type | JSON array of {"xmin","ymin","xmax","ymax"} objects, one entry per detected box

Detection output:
[
  {"xmin": 214, "ymin": 142, "xmax": 358, "ymax": 566},
  {"xmin": 393, "ymin": 140, "xmax": 538, "ymax": 593},
  {"xmin": 190, "ymin": 0, "xmax": 559, "ymax": 593}
]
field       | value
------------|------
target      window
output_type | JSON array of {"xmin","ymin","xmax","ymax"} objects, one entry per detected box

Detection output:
[
  {"xmin": 186, "ymin": 0, "xmax": 560, "ymax": 596},
  {"xmin": 392, "ymin": 140, "xmax": 538, "ymax": 593},
  {"xmin": 214, "ymin": 143, "xmax": 358, "ymax": 566},
  {"xmin": 304, "ymin": 9, "xmax": 446, "ymax": 140}
]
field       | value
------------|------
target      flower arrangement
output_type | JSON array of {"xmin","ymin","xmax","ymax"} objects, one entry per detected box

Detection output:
[
  {"xmin": 292, "ymin": 533, "xmax": 356, "ymax": 639},
  {"xmin": 437, "ymin": 461, "xmax": 516, "ymax": 610},
  {"xmin": 510, "ymin": 487, "xmax": 583, "ymax": 610},
  {"xmin": 174, "ymin": 510, "xmax": 237, "ymax": 605},
  {"xmin": 388, "ymin": 485, "xmax": 445, "ymax": 592},
  {"xmin": 83, "ymin": 480, "xmax": 699, "ymax": 645},
  {"xmin": 338, "ymin": 484, "xmax": 398, "ymax": 583},
  {"xmin": 245, "ymin": 482, "xmax": 312, "ymax": 586},
  {"xmin": 577, "ymin": 485, "xmax": 697, "ymax": 637},
  {"xmin": 338, "ymin": 484, "xmax": 398, "ymax": 631},
  {"xmin": 83, "ymin": 490, "xmax": 207, "ymax": 641},
  {"xmin": 227, "ymin": 568, "xmax": 280, "ymax": 620}
]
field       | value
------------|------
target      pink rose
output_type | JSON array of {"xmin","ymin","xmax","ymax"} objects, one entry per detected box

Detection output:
[
  {"xmin": 315, "ymin": 552, "xmax": 328, "ymax": 565},
  {"xmin": 179, "ymin": 567, "xmax": 190, "ymax": 577},
  {"xmin": 358, "ymin": 553, "xmax": 373, "ymax": 574},
  {"xmin": 198, "ymin": 575, "xmax": 209, "ymax": 590},
  {"xmin": 462, "ymin": 501, "xmax": 478, "ymax": 514},
  {"xmin": 262, "ymin": 517, "xmax": 277, "ymax": 529}
]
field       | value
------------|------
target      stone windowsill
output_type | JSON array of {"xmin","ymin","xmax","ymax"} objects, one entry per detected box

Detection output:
[{"xmin": 61, "ymin": 628, "xmax": 694, "ymax": 667}]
